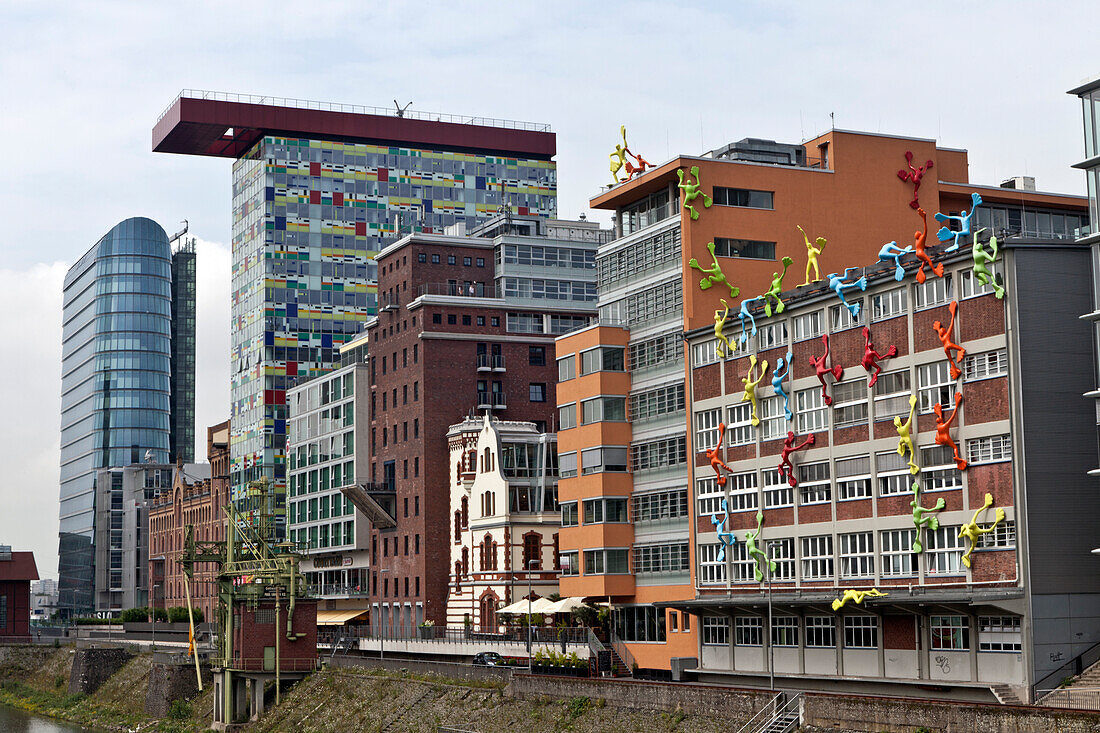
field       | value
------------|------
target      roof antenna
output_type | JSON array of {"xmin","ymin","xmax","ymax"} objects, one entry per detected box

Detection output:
[
  {"xmin": 394, "ymin": 100, "xmax": 411, "ymax": 118},
  {"xmin": 830, "ymin": 112, "xmax": 835, "ymax": 130}
]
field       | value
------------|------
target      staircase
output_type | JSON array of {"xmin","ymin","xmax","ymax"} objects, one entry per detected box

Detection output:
[
  {"xmin": 606, "ymin": 644, "xmax": 630, "ymax": 676},
  {"xmin": 381, "ymin": 686, "xmax": 434, "ymax": 732},
  {"xmin": 1039, "ymin": 659, "xmax": 1100, "ymax": 710},
  {"xmin": 736, "ymin": 692, "xmax": 801, "ymax": 733},
  {"xmin": 990, "ymin": 683, "xmax": 1025, "ymax": 706}
]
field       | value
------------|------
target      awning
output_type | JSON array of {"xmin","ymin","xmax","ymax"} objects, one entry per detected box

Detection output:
[
  {"xmin": 497, "ymin": 597, "xmax": 557, "ymax": 615},
  {"xmin": 316, "ymin": 609, "xmax": 369, "ymax": 626},
  {"xmin": 544, "ymin": 597, "xmax": 590, "ymax": 614}
]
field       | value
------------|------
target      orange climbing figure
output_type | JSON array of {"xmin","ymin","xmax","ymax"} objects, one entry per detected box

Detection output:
[
  {"xmin": 677, "ymin": 166, "xmax": 712, "ymax": 220},
  {"xmin": 932, "ymin": 300, "xmax": 965, "ymax": 380},
  {"xmin": 913, "ymin": 207, "xmax": 944, "ymax": 284},
  {"xmin": 894, "ymin": 394, "xmax": 918, "ymax": 474},
  {"xmin": 714, "ymin": 299, "xmax": 736, "ymax": 358},
  {"xmin": 798, "ymin": 225, "xmax": 827, "ymax": 285},
  {"xmin": 706, "ymin": 422, "xmax": 732, "ymax": 487},
  {"xmin": 958, "ymin": 493, "xmax": 1006, "ymax": 568},
  {"xmin": 741, "ymin": 354, "xmax": 768, "ymax": 427},
  {"xmin": 934, "ymin": 392, "xmax": 967, "ymax": 471},
  {"xmin": 620, "ymin": 127, "xmax": 654, "ymax": 180}
]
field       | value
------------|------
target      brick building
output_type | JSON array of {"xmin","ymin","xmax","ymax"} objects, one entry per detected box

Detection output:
[
  {"xmin": 364, "ymin": 214, "xmax": 605, "ymax": 630},
  {"xmin": 0, "ymin": 547, "xmax": 38, "ymax": 641},
  {"xmin": 148, "ymin": 421, "xmax": 231, "ymax": 620}
]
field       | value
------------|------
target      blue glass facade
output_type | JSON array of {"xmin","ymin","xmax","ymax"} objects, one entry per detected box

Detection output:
[{"xmin": 59, "ymin": 217, "xmax": 174, "ymax": 614}]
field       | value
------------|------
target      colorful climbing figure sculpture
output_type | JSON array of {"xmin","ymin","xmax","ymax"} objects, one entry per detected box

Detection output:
[
  {"xmin": 742, "ymin": 354, "xmax": 768, "ymax": 427},
  {"xmin": 935, "ymin": 192, "xmax": 983, "ymax": 252},
  {"xmin": 898, "ymin": 151, "xmax": 934, "ymax": 210},
  {"xmin": 738, "ymin": 296, "xmax": 762, "ymax": 346},
  {"xmin": 932, "ymin": 300, "xmax": 965, "ymax": 380},
  {"xmin": 678, "ymin": 166, "xmax": 712, "ymax": 220},
  {"xmin": 861, "ymin": 326, "xmax": 897, "ymax": 388},
  {"xmin": 972, "ymin": 231, "xmax": 1005, "ymax": 299},
  {"xmin": 609, "ymin": 130, "xmax": 628, "ymax": 185},
  {"xmin": 933, "ymin": 392, "xmax": 967, "ymax": 471},
  {"xmin": 914, "ymin": 207, "xmax": 945, "ymax": 284},
  {"xmin": 706, "ymin": 422, "xmax": 732, "ymax": 487},
  {"xmin": 809, "ymin": 334, "xmax": 844, "ymax": 406},
  {"xmin": 619, "ymin": 127, "xmax": 654, "ymax": 181},
  {"xmin": 895, "ymin": 394, "xmax": 919, "ymax": 474},
  {"xmin": 958, "ymin": 493, "xmax": 1006, "ymax": 568},
  {"xmin": 826, "ymin": 267, "xmax": 869, "ymax": 318},
  {"xmin": 714, "ymin": 299, "xmax": 736, "ymax": 358},
  {"xmin": 688, "ymin": 241, "xmax": 740, "ymax": 299},
  {"xmin": 831, "ymin": 588, "xmax": 888, "ymax": 612},
  {"xmin": 878, "ymin": 240, "xmax": 914, "ymax": 281},
  {"xmin": 778, "ymin": 431, "xmax": 815, "ymax": 488},
  {"xmin": 798, "ymin": 225, "xmax": 827, "ymax": 285},
  {"xmin": 772, "ymin": 351, "xmax": 794, "ymax": 421},
  {"xmin": 762, "ymin": 256, "xmax": 794, "ymax": 317},
  {"xmin": 744, "ymin": 510, "xmax": 776, "ymax": 582},
  {"xmin": 710, "ymin": 498, "xmax": 738, "ymax": 563},
  {"xmin": 911, "ymin": 479, "xmax": 945, "ymax": 554}
]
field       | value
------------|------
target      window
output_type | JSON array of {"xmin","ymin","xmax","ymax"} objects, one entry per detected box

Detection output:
[
  {"xmin": 978, "ymin": 616, "xmax": 1022, "ymax": 652},
  {"xmin": 829, "ymin": 301, "xmax": 863, "ymax": 331},
  {"xmin": 876, "ymin": 450, "xmax": 911, "ymax": 497},
  {"xmin": 931, "ymin": 615, "xmax": 970, "ymax": 651},
  {"xmin": 632, "ymin": 488, "xmax": 689, "ymax": 523},
  {"xmin": 798, "ymin": 462, "xmax": 831, "ymax": 505},
  {"xmin": 447, "ymin": 314, "xmax": 457, "ymax": 325},
  {"xmin": 507, "ymin": 312, "xmax": 543, "ymax": 334},
  {"xmin": 767, "ymin": 538, "xmax": 795, "ymax": 580},
  {"xmin": 792, "ymin": 310, "xmax": 824, "ymax": 341},
  {"xmin": 726, "ymin": 403, "xmax": 754, "ymax": 447},
  {"xmin": 698, "ymin": 543, "xmax": 728, "ymax": 585},
  {"xmin": 734, "ymin": 617, "xmax": 763, "ymax": 646},
  {"xmin": 712, "ymin": 237, "xmax": 776, "ymax": 260},
  {"xmin": 960, "ymin": 264, "xmax": 1004, "ymax": 299},
  {"xmin": 759, "ymin": 396, "xmax": 786, "ymax": 441},
  {"xmin": 836, "ymin": 456, "xmax": 871, "ymax": 500},
  {"xmin": 581, "ymin": 346, "xmax": 625, "ymax": 374},
  {"xmin": 976, "ymin": 520, "xmax": 1016, "ymax": 549},
  {"xmin": 881, "ymin": 529, "xmax": 918, "ymax": 577},
  {"xmin": 560, "ymin": 551, "xmax": 579, "ymax": 576},
  {"xmin": 918, "ymin": 361, "xmax": 956, "ymax": 414},
  {"xmin": 613, "ymin": 606, "xmax": 667, "ymax": 642},
  {"xmin": 581, "ymin": 446, "xmax": 629, "ymax": 474},
  {"xmin": 844, "ymin": 616, "xmax": 878, "ymax": 649},
  {"xmin": 669, "ymin": 611, "xmax": 679, "ymax": 632},
  {"xmin": 806, "ymin": 616, "xmax": 835, "ymax": 647},
  {"xmin": 630, "ymin": 436, "xmax": 687, "ymax": 472},
  {"xmin": 695, "ymin": 476, "xmax": 724, "ymax": 516},
  {"xmin": 558, "ymin": 403, "xmax": 577, "ymax": 430},
  {"xmin": 583, "ymin": 396, "xmax": 627, "ymax": 423},
  {"xmin": 712, "ymin": 187, "xmax": 774, "ymax": 209},
  {"xmin": 557, "ymin": 355, "xmax": 576, "ymax": 381},
  {"xmin": 763, "ymin": 469, "xmax": 793, "ymax": 509},
  {"xmin": 462, "ymin": 315, "xmax": 472, "ymax": 325},
  {"xmin": 772, "ymin": 617, "xmax": 798, "ymax": 647},
  {"xmin": 872, "ymin": 287, "xmax": 907, "ymax": 321},
  {"xmin": 915, "ymin": 273, "xmax": 953, "ymax": 310},
  {"xmin": 418, "ymin": 252, "xmax": 427, "ymax": 263},
  {"xmin": 463, "ymin": 256, "xmax": 472, "ymax": 266},
  {"xmin": 528, "ymin": 346, "xmax": 546, "ymax": 366},
  {"xmin": 559, "ymin": 451, "xmax": 578, "ymax": 478},
  {"xmin": 801, "ymin": 535, "xmax": 834, "ymax": 579},
  {"xmin": 920, "ymin": 445, "xmax": 962, "ymax": 492},
  {"xmin": 839, "ymin": 532, "xmax": 874, "ymax": 578},
  {"xmin": 529, "ymin": 383, "xmax": 547, "ymax": 402},
  {"xmin": 560, "ymin": 502, "xmax": 578, "ymax": 527},
  {"xmin": 599, "ymin": 279, "xmax": 682, "ymax": 326},
  {"xmin": 448, "ymin": 255, "xmax": 457, "ymax": 265},
  {"xmin": 598, "ymin": 225, "xmax": 679, "ymax": 285},
  {"xmin": 964, "ymin": 350, "xmax": 1008, "ymax": 382},
  {"xmin": 757, "ymin": 322, "xmax": 788, "ymax": 352},
  {"xmin": 630, "ymin": 332, "xmax": 682, "ymax": 371},
  {"xmin": 925, "ymin": 526, "xmax": 965, "ymax": 575},
  {"xmin": 727, "ymin": 472, "xmax": 759, "ymax": 512},
  {"xmin": 634, "ymin": 542, "xmax": 689, "ymax": 574},
  {"xmin": 730, "ymin": 543, "xmax": 758, "ymax": 583},
  {"xmin": 695, "ymin": 408, "xmax": 722, "ymax": 452},
  {"xmin": 431, "ymin": 253, "xmax": 440, "ymax": 264},
  {"xmin": 692, "ymin": 339, "xmax": 722, "ymax": 367},
  {"xmin": 795, "ymin": 387, "xmax": 827, "ymax": 434},
  {"xmin": 583, "ymin": 497, "xmax": 628, "ymax": 524},
  {"xmin": 491, "ymin": 317, "xmax": 499, "ymax": 327},
  {"xmin": 630, "ymin": 384, "xmax": 685, "ymax": 422},
  {"xmin": 873, "ymin": 370, "xmax": 911, "ymax": 421},
  {"xmin": 832, "ymin": 379, "xmax": 868, "ymax": 428},
  {"xmin": 584, "ymin": 548, "xmax": 630, "ymax": 575},
  {"xmin": 702, "ymin": 616, "xmax": 730, "ymax": 645},
  {"xmin": 967, "ymin": 434, "xmax": 1012, "ymax": 464},
  {"xmin": 476, "ymin": 257, "xmax": 485, "ymax": 267}
]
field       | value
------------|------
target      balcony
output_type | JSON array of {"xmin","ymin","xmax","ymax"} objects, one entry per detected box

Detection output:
[
  {"xmin": 378, "ymin": 292, "xmax": 400, "ymax": 312},
  {"xmin": 307, "ymin": 584, "xmax": 371, "ymax": 599},
  {"xmin": 417, "ymin": 282, "xmax": 500, "ymax": 299},
  {"xmin": 477, "ymin": 392, "xmax": 507, "ymax": 410},
  {"xmin": 476, "ymin": 354, "xmax": 506, "ymax": 372}
]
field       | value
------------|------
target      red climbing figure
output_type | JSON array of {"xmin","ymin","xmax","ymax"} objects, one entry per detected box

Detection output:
[
  {"xmin": 934, "ymin": 392, "xmax": 967, "ymax": 471},
  {"xmin": 808, "ymin": 334, "xmax": 844, "ymax": 406},
  {"xmin": 932, "ymin": 300, "xmax": 965, "ymax": 380},
  {"xmin": 913, "ymin": 207, "xmax": 944, "ymax": 285},
  {"xmin": 898, "ymin": 151, "xmax": 934, "ymax": 210},
  {"xmin": 706, "ymin": 422, "xmax": 733, "ymax": 487},
  {"xmin": 861, "ymin": 326, "xmax": 897, "ymax": 388},
  {"xmin": 778, "ymin": 431, "xmax": 816, "ymax": 488}
]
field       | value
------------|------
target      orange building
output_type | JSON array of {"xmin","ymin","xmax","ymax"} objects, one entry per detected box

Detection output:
[
  {"xmin": 149, "ymin": 421, "xmax": 231, "ymax": 620},
  {"xmin": 556, "ymin": 130, "xmax": 1086, "ymax": 678}
]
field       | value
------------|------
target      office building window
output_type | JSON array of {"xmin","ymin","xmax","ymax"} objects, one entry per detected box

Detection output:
[
  {"xmin": 925, "ymin": 526, "xmax": 965, "ymax": 575},
  {"xmin": 630, "ymin": 332, "xmax": 682, "ymax": 371},
  {"xmin": 872, "ymin": 287, "xmax": 907, "ymax": 321},
  {"xmin": 801, "ymin": 535, "xmax": 834, "ymax": 580},
  {"xmin": 726, "ymin": 403, "xmax": 754, "ymax": 447},
  {"xmin": 772, "ymin": 617, "xmax": 798, "ymax": 647},
  {"xmin": 583, "ymin": 396, "xmax": 626, "ymax": 423},
  {"xmin": 915, "ymin": 273, "xmax": 953, "ymax": 310},
  {"xmin": 581, "ymin": 346, "xmax": 625, "ymax": 374},
  {"xmin": 976, "ymin": 520, "xmax": 1016, "ymax": 549},
  {"xmin": 759, "ymin": 395, "xmax": 785, "ymax": 441},
  {"xmin": 560, "ymin": 502, "xmax": 578, "ymax": 527},
  {"xmin": 830, "ymin": 301, "xmax": 863, "ymax": 331},
  {"xmin": 836, "ymin": 456, "xmax": 872, "ymax": 500},
  {"xmin": 796, "ymin": 387, "xmax": 827, "ymax": 433},
  {"xmin": 613, "ymin": 605, "xmax": 666, "ymax": 642},
  {"xmin": 696, "ymin": 476, "xmax": 723, "ymax": 516},
  {"xmin": 877, "ymin": 450, "xmax": 910, "ymax": 496},
  {"xmin": 873, "ymin": 369, "xmax": 911, "ymax": 420},
  {"xmin": 880, "ymin": 529, "xmax": 918, "ymax": 577},
  {"xmin": 629, "ymin": 384, "xmax": 684, "ymax": 422},
  {"xmin": 964, "ymin": 349, "xmax": 1008, "ymax": 382},
  {"xmin": 805, "ymin": 616, "xmax": 835, "ymax": 647},
  {"xmin": 931, "ymin": 615, "xmax": 970, "ymax": 651},
  {"xmin": 792, "ymin": 310, "xmax": 824, "ymax": 341},
  {"xmin": 584, "ymin": 548, "xmax": 630, "ymax": 575},
  {"xmin": 559, "ymin": 551, "xmax": 579, "ymax": 576},
  {"xmin": 839, "ymin": 532, "xmax": 874, "ymax": 578},
  {"xmin": 581, "ymin": 446, "xmax": 629, "ymax": 475},
  {"xmin": 967, "ymin": 434, "xmax": 1012, "ymax": 464},
  {"xmin": 767, "ymin": 538, "xmax": 795, "ymax": 581},
  {"xmin": 713, "ymin": 237, "xmax": 776, "ymax": 260},
  {"xmin": 632, "ymin": 488, "xmax": 689, "ymax": 523},
  {"xmin": 734, "ymin": 617, "xmax": 763, "ymax": 646},
  {"xmin": 557, "ymin": 355, "xmax": 576, "ymax": 381},
  {"xmin": 978, "ymin": 616, "xmax": 1021, "ymax": 652},
  {"xmin": 529, "ymin": 346, "xmax": 546, "ymax": 366},
  {"xmin": 712, "ymin": 187, "xmax": 774, "ymax": 209},
  {"xmin": 844, "ymin": 616, "xmax": 878, "ymax": 649},
  {"xmin": 763, "ymin": 469, "xmax": 793, "ymax": 509},
  {"xmin": 698, "ymin": 543, "xmax": 728, "ymax": 586},
  {"xmin": 921, "ymin": 445, "xmax": 962, "ymax": 492},
  {"xmin": 798, "ymin": 462, "xmax": 831, "ymax": 505},
  {"xmin": 695, "ymin": 408, "xmax": 722, "ymax": 452},
  {"xmin": 832, "ymin": 379, "xmax": 868, "ymax": 428},
  {"xmin": 918, "ymin": 361, "xmax": 956, "ymax": 413},
  {"xmin": 630, "ymin": 436, "xmax": 687, "ymax": 472},
  {"xmin": 529, "ymin": 383, "xmax": 547, "ymax": 402},
  {"xmin": 702, "ymin": 616, "xmax": 730, "ymax": 645},
  {"xmin": 960, "ymin": 264, "xmax": 1004, "ymax": 299},
  {"xmin": 558, "ymin": 403, "xmax": 576, "ymax": 430},
  {"xmin": 727, "ymin": 472, "xmax": 758, "ymax": 512},
  {"xmin": 692, "ymin": 339, "xmax": 722, "ymax": 367},
  {"xmin": 633, "ymin": 542, "xmax": 689, "ymax": 574},
  {"xmin": 757, "ymin": 321, "xmax": 787, "ymax": 351}
]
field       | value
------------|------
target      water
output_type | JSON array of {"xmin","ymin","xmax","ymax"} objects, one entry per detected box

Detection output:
[{"xmin": 0, "ymin": 703, "xmax": 91, "ymax": 732}]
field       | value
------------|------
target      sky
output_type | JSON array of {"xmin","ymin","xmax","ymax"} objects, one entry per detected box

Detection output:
[{"xmin": 0, "ymin": 0, "xmax": 1097, "ymax": 579}]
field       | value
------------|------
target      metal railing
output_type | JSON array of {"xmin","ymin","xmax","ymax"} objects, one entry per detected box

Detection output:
[
  {"xmin": 1034, "ymin": 638, "xmax": 1100, "ymax": 700},
  {"xmin": 378, "ymin": 292, "xmax": 400, "ymax": 311},
  {"xmin": 231, "ymin": 657, "xmax": 318, "ymax": 672},
  {"xmin": 609, "ymin": 632, "xmax": 636, "ymax": 672},
  {"xmin": 361, "ymin": 625, "xmax": 590, "ymax": 646},
  {"xmin": 158, "ymin": 89, "xmax": 552, "ymax": 132},
  {"xmin": 417, "ymin": 282, "xmax": 499, "ymax": 299},
  {"xmin": 735, "ymin": 692, "xmax": 783, "ymax": 733},
  {"xmin": 307, "ymin": 584, "xmax": 370, "ymax": 598},
  {"xmin": 476, "ymin": 354, "xmax": 506, "ymax": 370},
  {"xmin": 476, "ymin": 392, "xmax": 507, "ymax": 409},
  {"xmin": 1039, "ymin": 688, "xmax": 1100, "ymax": 710}
]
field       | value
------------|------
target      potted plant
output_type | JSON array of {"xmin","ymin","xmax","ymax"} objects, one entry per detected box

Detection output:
[{"xmin": 418, "ymin": 619, "xmax": 435, "ymax": 639}]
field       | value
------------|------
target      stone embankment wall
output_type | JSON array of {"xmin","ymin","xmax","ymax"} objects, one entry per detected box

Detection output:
[{"xmin": 68, "ymin": 647, "xmax": 132, "ymax": 694}]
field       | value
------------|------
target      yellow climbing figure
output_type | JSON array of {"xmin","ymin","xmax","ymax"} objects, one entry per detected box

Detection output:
[
  {"xmin": 609, "ymin": 126, "xmax": 628, "ymax": 184},
  {"xmin": 714, "ymin": 299, "xmax": 736, "ymax": 358},
  {"xmin": 798, "ymin": 225, "xmax": 827, "ymax": 285},
  {"xmin": 742, "ymin": 354, "xmax": 768, "ymax": 427},
  {"xmin": 831, "ymin": 588, "xmax": 888, "ymax": 611},
  {"xmin": 958, "ymin": 493, "xmax": 1006, "ymax": 568},
  {"xmin": 895, "ymin": 394, "xmax": 918, "ymax": 474}
]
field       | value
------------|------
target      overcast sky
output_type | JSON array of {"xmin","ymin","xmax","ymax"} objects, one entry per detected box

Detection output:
[{"xmin": 1, "ymin": 1, "xmax": 1096, "ymax": 579}]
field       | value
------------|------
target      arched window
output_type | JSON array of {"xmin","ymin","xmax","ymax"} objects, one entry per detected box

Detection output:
[
  {"xmin": 461, "ymin": 547, "xmax": 469, "ymax": 577},
  {"xmin": 479, "ymin": 593, "xmax": 498, "ymax": 631},
  {"xmin": 523, "ymin": 532, "xmax": 542, "ymax": 570},
  {"xmin": 483, "ymin": 534, "xmax": 494, "ymax": 571},
  {"xmin": 461, "ymin": 496, "xmax": 468, "ymax": 528},
  {"xmin": 454, "ymin": 511, "xmax": 461, "ymax": 543}
]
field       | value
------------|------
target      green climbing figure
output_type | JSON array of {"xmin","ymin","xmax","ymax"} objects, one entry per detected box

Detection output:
[
  {"xmin": 678, "ymin": 165, "xmax": 712, "ymax": 220},
  {"xmin": 762, "ymin": 256, "xmax": 794, "ymax": 317},
  {"xmin": 688, "ymin": 241, "xmax": 740, "ymax": 298},
  {"xmin": 971, "ymin": 229, "xmax": 1005, "ymax": 300},
  {"xmin": 910, "ymin": 479, "xmax": 945, "ymax": 554},
  {"xmin": 744, "ymin": 509, "xmax": 776, "ymax": 582}
]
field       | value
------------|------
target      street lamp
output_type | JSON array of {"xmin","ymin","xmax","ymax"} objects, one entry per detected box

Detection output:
[
  {"xmin": 378, "ymin": 569, "xmax": 389, "ymax": 660},
  {"xmin": 527, "ymin": 559, "xmax": 538, "ymax": 674},
  {"xmin": 151, "ymin": 584, "xmax": 160, "ymax": 652}
]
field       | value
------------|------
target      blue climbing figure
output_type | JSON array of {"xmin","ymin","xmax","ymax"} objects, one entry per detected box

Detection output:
[
  {"xmin": 710, "ymin": 499, "xmax": 737, "ymax": 562},
  {"xmin": 772, "ymin": 350, "xmax": 794, "ymax": 421},
  {"xmin": 738, "ymin": 296, "xmax": 763, "ymax": 346},
  {"xmin": 878, "ymin": 241, "xmax": 913, "ymax": 282},
  {"xmin": 826, "ymin": 267, "xmax": 868, "ymax": 318},
  {"xmin": 935, "ymin": 192, "xmax": 983, "ymax": 252}
]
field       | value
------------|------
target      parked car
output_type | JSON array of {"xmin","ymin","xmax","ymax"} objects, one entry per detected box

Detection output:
[{"xmin": 472, "ymin": 652, "xmax": 505, "ymax": 666}]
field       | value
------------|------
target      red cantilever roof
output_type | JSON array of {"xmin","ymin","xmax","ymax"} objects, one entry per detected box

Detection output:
[
  {"xmin": 152, "ymin": 91, "xmax": 556, "ymax": 160},
  {"xmin": 0, "ymin": 552, "xmax": 39, "ymax": 582}
]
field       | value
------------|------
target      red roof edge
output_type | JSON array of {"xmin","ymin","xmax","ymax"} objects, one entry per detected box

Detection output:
[{"xmin": 0, "ymin": 552, "xmax": 39, "ymax": 581}]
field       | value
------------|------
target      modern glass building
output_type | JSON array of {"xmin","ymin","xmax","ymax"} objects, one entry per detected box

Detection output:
[
  {"xmin": 59, "ymin": 217, "xmax": 195, "ymax": 614},
  {"xmin": 170, "ymin": 238, "xmax": 196, "ymax": 463}
]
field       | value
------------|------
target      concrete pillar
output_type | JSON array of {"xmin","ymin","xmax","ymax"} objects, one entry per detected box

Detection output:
[
  {"xmin": 234, "ymin": 676, "xmax": 248, "ymax": 724},
  {"xmin": 250, "ymin": 678, "xmax": 265, "ymax": 721}
]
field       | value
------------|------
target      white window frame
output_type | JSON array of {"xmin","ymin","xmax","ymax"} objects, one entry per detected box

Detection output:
[
  {"xmin": 839, "ymin": 532, "xmax": 874, "ymax": 579},
  {"xmin": 976, "ymin": 520, "xmax": 1016, "ymax": 549},
  {"xmin": 880, "ymin": 529, "xmax": 918, "ymax": 577},
  {"xmin": 734, "ymin": 616, "xmax": 763, "ymax": 646},
  {"xmin": 930, "ymin": 615, "xmax": 970, "ymax": 651},
  {"xmin": 967, "ymin": 434, "xmax": 1012, "ymax": 465},
  {"xmin": 698, "ymin": 543, "xmax": 727, "ymax": 586},
  {"xmin": 727, "ymin": 471, "xmax": 759, "ymax": 512},
  {"xmin": 836, "ymin": 455, "xmax": 872, "ymax": 501},
  {"xmin": 694, "ymin": 408, "xmax": 722, "ymax": 453},
  {"xmin": 730, "ymin": 542, "xmax": 758, "ymax": 583},
  {"xmin": 959, "ymin": 263, "xmax": 1004, "ymax": 299},
  {"xmin": 978, "ymin": 615, "xmax": 1021, "ymax": 652},
  {"xmin": 757, "ymin": 321, "xmax": 788, "ymax": 352},
  {"xmin": 792, "ymin": 310, "xmax": 824, "ymax": 341},
  {"xmin": 726, "ymin": 403, "xmax": 754, "ymax": 447},
  {"xmin": 702, "ymin": 616, "xmax": 730, "ymax": 645},
  {"xmin": 696, "ymin": 476, "xmax": 724, "ymax": 516},
  {"xmin": 767, "ymin": 538, "xmax": 795, "ymax": 581},
  {"xmin": 829, "ymin": 301, "xmax": 863, "ymax": 331},
  {"xmin": 805, "ymin": 616, "xmax": 836, "ymax": 648},
  {"xmin": 872, "ymin": 287, "xmax": 907, "ymax": 321},
  {"xmin": 800, "ymin": 535, "xmax": 834, "ymax": 580},
  {"xmin": 876, "ymin": 450, "xmax": 911, "ymax": 497},
  {"xmin": 771, "ymin": 616, "xmax": 799, "ymax": 647},
  {"xmin": 798, "ymin": 462, "xmax": 832, "ymax": 505},
  {"xmin": 795, "ymin": 387, "xmax": 827, "ymax": 434},
  {"xmin": 558, "ymin": 403, "xmax": 577, "ymax": 430},
  {"xmin": 843, "ymin": 616, "xmax": 878, "ymax": 649},
  {"xmin": 915, "ymin": 273, "xmax": 953, "ymax": 310},
  {"xmin": 964, "ymin": 349, "xmax": 1008, "ymax": 382},
  {"xmin": 918, "ymin": 361, "xmax": 957, "ymax": 414},
  {"xmin": 920, "ymin": 444, "xmax": 963, "ymax": 492},
  {"xmin": 759, "ymin": 395, "xmax": 786, "ymax": 441},
  {"xmin": 832, "ymin": 378, "xmax": 868, "ymax": 429},
  {"xmin": 925, "ymin": 526, "xmax": 966, "ymax": 576},
  {"xmin": 763, "ymin": 469, "xmax": 793, "ymax": 509},
  {"xmin": 560, "ymin": 551, "xmax": 579, "ymax": 576},
  {"xmin": 692, "ymin": 338, "xmax": 721, "ymax": 368},
  {"xmin": 873, "ymin": 369, "xmax": 911, "ymax": 422}
]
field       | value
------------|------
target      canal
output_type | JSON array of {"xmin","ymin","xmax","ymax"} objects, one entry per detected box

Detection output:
[{"xmin": 0, "ymin": 703, "xmax": 92, "ymax": 732}]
